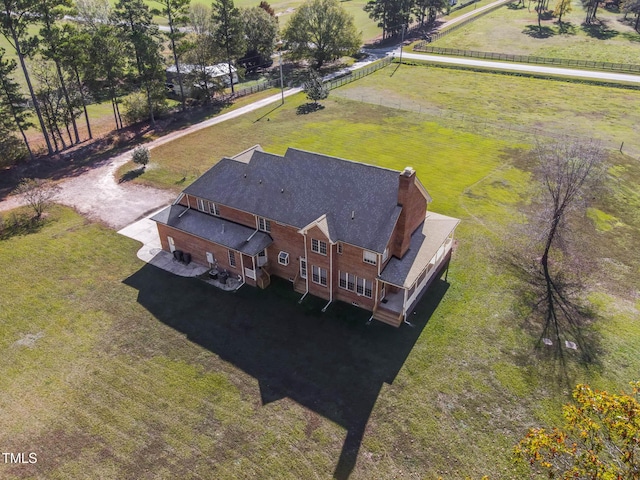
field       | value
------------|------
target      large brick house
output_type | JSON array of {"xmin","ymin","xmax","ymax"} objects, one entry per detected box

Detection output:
[{"xmin": 152, "ymin": 146, "xmax": 459, "ymax": 327}]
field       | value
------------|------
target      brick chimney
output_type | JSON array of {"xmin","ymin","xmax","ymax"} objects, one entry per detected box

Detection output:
[{"xmin": 391, "ymin": 167, "xmax": 428, "ymax": 258}]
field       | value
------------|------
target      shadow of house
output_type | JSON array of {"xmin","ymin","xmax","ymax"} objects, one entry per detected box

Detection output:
[{"xmin": 124, "ymin": 265, "xmax": 450, "ymax": 479}]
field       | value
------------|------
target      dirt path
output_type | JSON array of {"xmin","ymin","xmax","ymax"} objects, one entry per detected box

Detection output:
[
  {"xmin": 0, "ymin": 89, "xmax": 307, "ymax": 229},
  {"xmin": 0, "ymin": 54, "xmax": 387, "ymax": 229}
]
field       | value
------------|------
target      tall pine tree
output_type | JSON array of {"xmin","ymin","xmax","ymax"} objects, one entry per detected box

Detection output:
[
  {"xmin": 212, "ymin": 0, "xmax": 245, "ymax": 93},
  {"xmin": 0, "ymin": 47, "xmax": 32, "ymax": 160},
  {"xmin": 0, "ymin": 0, "xmax": 54, "ymax": 154}
]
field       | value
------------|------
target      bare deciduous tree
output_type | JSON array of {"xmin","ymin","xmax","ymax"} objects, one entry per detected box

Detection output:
[
  {"xmin": 518, "ymin": 139, "xmax": 606, "ymax": 364},
  {"xmin": 14, "ymin": 178, "xmax": 59, "ymax": 220}
]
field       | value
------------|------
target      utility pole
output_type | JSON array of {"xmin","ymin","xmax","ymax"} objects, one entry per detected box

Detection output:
[
  {"xmin": 279, "ymin": 49, "xmax": 284, "ymax": 105},
  {"xmin": 399, "ymin": 24, "xmax": 406, "ymax": 64}
]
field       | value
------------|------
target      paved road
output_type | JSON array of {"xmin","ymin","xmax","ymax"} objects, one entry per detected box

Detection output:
[
  {"xmin": 399, "ymin": 51, "xmax": 640, "ymax": 84},
  {"xmin": 437, "ymin": 0, "xmax": 512, "ymax": 30}
]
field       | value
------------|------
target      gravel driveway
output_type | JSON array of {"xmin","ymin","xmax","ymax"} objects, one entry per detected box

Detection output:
[{"xmin": 0, "ymin": 53, "xmax": 386, "ymax": 229}]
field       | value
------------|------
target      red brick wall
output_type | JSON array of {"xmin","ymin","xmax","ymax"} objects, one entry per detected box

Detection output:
[
  {"xmin": 185, "ymin": 195, "xmax": 257, "ymax": 229},
  {"xmin": 159, "ymin": 197, "xmax": 396, "ymax": 313},
  {"xmin": 305, "ymin": 225, "xmax": 332, "ymax": 301},
  {"xmin": 333, "ymin": 241, "xmax": 379, "ymax": 310},
  {"xmin": 265, "ymin": 222, "xmax": 306, "ymax": 282},
  {"xmin": 391, "ymin": 171, "xmax": 428, "ymax": 258},
  {"xmin": 156, "ymin": 223, "xmax": 241, "ymax": 276}
]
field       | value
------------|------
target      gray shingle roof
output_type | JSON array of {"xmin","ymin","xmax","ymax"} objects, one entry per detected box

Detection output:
[
  {"xmin": 183, "ymin": 148, "xmax": 405, "ymax": 253},
  {"xmin": 152, "ymin": 205, "xmax": 272, "ymax": 256},
  {"xmin": 379, "ymin": 212, "xmax": 460, "ymax": 287}
]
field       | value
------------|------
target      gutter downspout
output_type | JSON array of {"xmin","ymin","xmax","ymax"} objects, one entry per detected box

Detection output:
[
  {"xmin": 299, "ymin": 232, "xmax": 309, "ymax": 303},
  {"xmin": 321, "ymin": 243, "xmax": 334, "ymax": 312},
  {"xmin": 178, "ymin": 204, "xmax": 191, "ymax": 217},
  {"xmin": 172, "ymin": 192, "xmax": 185, "ymax": 205},
  {"xmin": 246, "ymin": 228, "xmax": 260, "ymax": 242}
]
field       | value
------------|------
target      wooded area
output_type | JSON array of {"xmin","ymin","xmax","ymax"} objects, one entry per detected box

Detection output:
[{"xmin": 0, "ymin": 0, "xmax": 361, "ymax": 165}]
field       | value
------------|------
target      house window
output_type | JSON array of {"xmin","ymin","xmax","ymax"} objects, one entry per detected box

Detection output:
[
  {"xmin": 311, "ymin": 239, "xmax": 327, "ymax": 255},
  {"xmin": 300, "ymin": 258, "xmax": 307, "ymax": 279},
  {"xmin": 312, "ymin": 265, "xmax": 327, "ymax": 286},
  {"xmin": 382, "ymin": 247, "xmax": 389, "ymax": 263},
  {"xmin": 363, "ymin": 250, "xmax": 377, "ymax": 265},
  {"xmin": 258, "ymin": 217, "xmax": 271, "ymax": 232},
  {"xmin": 196, "ymin": 198, "xmax": 206, "ymax": 212},
  {"xmin": 357, "ymin": 277, "xmax": 373, "ymax": 298},
  {"xmin": 418, "ymin": 269, "xmax": 427, "ymax": 286},
  {"xmin": 337, "ymin": 242, "xmax": 343, "ymax": 254},
  {"xmin": 208, "ymin": 202, "xmax": 220, "ymax": 216},
  {"xmin": 228, "ymin": 251, "xmax": 236, "ymax": 267},
  {"xmin": 408, "ymin": 282, "xmax": 417, "ymax": 299},
  {"xmin": 339, "ymin": 271, "xmax": 355, "ymax": 291},
  {"xmin": 278, "ymin": 251, "xmax": 289, "ymax": 266}
]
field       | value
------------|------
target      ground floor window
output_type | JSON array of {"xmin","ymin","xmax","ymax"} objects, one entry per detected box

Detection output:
[
  {"xmin": 278, "ymin": 251, "xmax": 289, "ymax": 265},
  {"xmin": 312, "ymin": 265, "xmax": 327, "ymax": 286},
  {"xmin": 339, "ymin": 271, "xmax": 355, "ymax": 291},
  {"xmin": 356, "ymin": 277, "xmax": 373, "ymax": 298},
  {"xmin": 300, "ymin": 258, "xmax": 307, "ymax": 279},
  {"xmin": 339, "ymin": 271, "xmax": 372, "ymax": 298}
]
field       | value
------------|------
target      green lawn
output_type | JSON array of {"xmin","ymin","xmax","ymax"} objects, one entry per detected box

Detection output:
[
  {"xmin": 332, "ymin": 63, "xmax": 640, "ymax": 157},
  {"xmin": 2, "ymin": 63, "xmax": 640, "ymax": 478},
  {"xmin": 432, "ymin": 0, "xmax": 640, "ymax": 64},
  {"xmin": 141, "ymin": 63, "xmax": 640, "ymax": 191}
]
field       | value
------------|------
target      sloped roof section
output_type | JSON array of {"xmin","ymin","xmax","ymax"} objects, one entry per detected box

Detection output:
[
  {"xmin": 184, "ymin": 148, "xmax": 405, "ymax": 253},
  {"xmin": 152, "ymin": 205, "xmax": 272, "ymax": 256},
  {"xmin": 379, "ymin": 212, "xmax": 460, "ymax": 288}
]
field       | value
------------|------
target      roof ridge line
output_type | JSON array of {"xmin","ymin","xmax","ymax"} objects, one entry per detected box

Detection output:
[{"xmin": 284, "ymin": 147, "xmax": 402, "ymax": 174}]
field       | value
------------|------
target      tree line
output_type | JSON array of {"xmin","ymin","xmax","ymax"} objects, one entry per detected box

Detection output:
[
  {"xmin": 0, "ymin": 0, "xmax": 361, "ymax": 165},
  {"xmin": 364, "ymin": 0, "xmax": 452, "ymax": 39}
]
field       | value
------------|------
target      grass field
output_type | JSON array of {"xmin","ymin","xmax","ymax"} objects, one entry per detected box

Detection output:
[
  {"xmin": 430, "ymin": 0, "xmax": 640, "ymax": 63},
  {"xmin": 335, "ymin": 63, "xmax": 640, "ymax": 155},
  {"xmin": 3, "ymin": 60, "xmax": 640, "ymax": 478},
  {"xmin": 139, "ymin": 63, "xmax": 640, "ymax": 190}
]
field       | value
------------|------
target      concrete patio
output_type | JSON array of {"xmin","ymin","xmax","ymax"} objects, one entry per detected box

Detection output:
[{"xmin": 118, "ymin": 211, "xmax": 209, "ymax": 278}]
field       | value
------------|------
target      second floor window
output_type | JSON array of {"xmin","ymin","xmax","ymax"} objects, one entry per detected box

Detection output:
[
  {"xmin": 196, "ymin": 198, "xmax": 206, "ymax": 211},
  {"xmin": 209, "ymin": 202, "xmax": 220, "ymax": 216},
  {"xmin": 258, "ymin": 217, "xmax": 271, "ymax": 232},
  {"xmin": 363, "ymin": 250, "xmax": 377, "ymax": 265},
  {"xmin": 311, "ymin": 238, "xmax": 327, "ymax": 255},
  {"xmin": 228, "ymin": 251, "xmax": 236, "ymax": 267}
]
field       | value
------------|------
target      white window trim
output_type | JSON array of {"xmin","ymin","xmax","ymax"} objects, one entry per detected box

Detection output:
[
  {"xmin": 337, "ymin": 242, "xmax": 343, "ymax": 254},
  {"xmin": 356, "ymin": 277, "xmax": 373, "ymax": 298},
  {"xmin": 258, "ymin": 217, "xmax": 271, "ymax": 232},
  {"xmin": 311, "ymin": 238, "xmax": 327, "ymax": 256},
  {"xmin": 312, "ymin": 265, "xmax": 327, "ymax": 286},
  {"xmin": 208, "ymin": 202, "xmax": 220, "ymax": 216},
  {"xmin": 196, "ymin": 198, "xmax": 206, "ymax": 212},
  {"xmin": 300, "ymin": 258, "xmax": 307, "ymax": 279},
  {"xmin": 278, "ymin": 251, "xmax": 289, "ymax": 266},
  {"xmin": 363, "ymin": 250, "xmax": 377, "ymax": 265},
  {"xmin": 339, "ymin": 271, "xmax": 356, "ymax": 292},
  {"xmin": 228, "ymin": 250, "xmax": 236, "ymax": 267}
]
